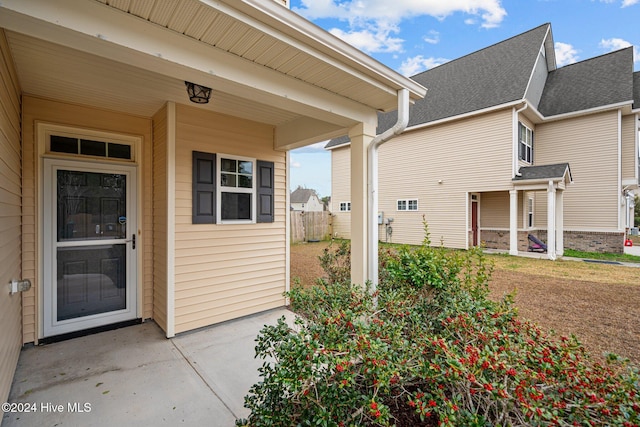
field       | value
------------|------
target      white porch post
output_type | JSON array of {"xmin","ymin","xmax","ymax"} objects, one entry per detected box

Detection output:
[
  {"xmin": 349, "ymin": 122, "xmax": 376, "ymax": 286},
  {"xmin": 509, "ymin": 189, "xmax": 519, "ymax": 255},
  {"xmin": 547, "ymin": 181, "xmax": 557, "ymax": 260},
  {"xmin": 556, "ymin": 189, "xmax": 564, "ymax": 256}
]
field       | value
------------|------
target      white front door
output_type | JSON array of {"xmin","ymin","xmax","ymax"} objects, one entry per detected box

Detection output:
[{"xmin": 43, "ymin": 159, "xmax": 138, "ymax": 337}]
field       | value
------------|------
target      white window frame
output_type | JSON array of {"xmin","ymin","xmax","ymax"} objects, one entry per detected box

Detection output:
[
  {"xmin": 217, "ymin": 154, "xmax": 256, "ymax": 224},
  {"xmin": 518, "ymin": 122, "xmax": 533, "ymax": 164},
  {"xmin": 527, "ymin": 196, "xmax": 534, "ymax": 228},
  {"xmin": 397, "ymin": 199, "xmax": 419, "ymax": 211},
  {"xmin": 339, "ymin": 202, "xmax": 351, "ymax": 212}
]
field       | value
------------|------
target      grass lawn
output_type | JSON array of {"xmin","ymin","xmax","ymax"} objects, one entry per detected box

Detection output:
[{"xmin": 290, "ymin": 241, "xmax": 640, "ymax": 366}]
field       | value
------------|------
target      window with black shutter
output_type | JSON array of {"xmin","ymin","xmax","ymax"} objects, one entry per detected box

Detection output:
[
  {"xmin": 192, "ymin": 152, "xmax": 274, "ymax": 224},
  {"xmin": 192, "ymin": 151, "xmax": 216, "ymax": 224},
  {"xmin": 257, "ymin": 160, "xmax": 274, "ymax": 223}
]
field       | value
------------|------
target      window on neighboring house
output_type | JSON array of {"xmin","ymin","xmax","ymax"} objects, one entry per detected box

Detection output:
[
  {"xmin": 518, "ymin": 122, "xmax": 533, "ymax": 164},
  {"xmin": 527, "ymin": 197, "xmax": 534, "ymax": 228},
  {"xmin": 397, "ymin": 199, "xmax": 418, "ymax": 211},
  {"xmin": 192, "ymin": 151, "xmax": 274, "ymax": 224},
  {"xmin": 339, "ymin": 202, "xmax": 351, "ymax": 212}
]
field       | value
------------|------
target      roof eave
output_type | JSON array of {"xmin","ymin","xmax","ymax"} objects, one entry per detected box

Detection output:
[
  {"xmin": 228, "ymin": 0, "xmax": 427, "ymax": 104},
  {"xmin": 539, "ymin": 100, "xmax": 634, "ymax": 122}
]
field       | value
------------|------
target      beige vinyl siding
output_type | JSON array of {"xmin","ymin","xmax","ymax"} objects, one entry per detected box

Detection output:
[
  {"xmin": 621, "ymin": 115, "xmax": 636, "ymax": 182},
  {"xmin": 535, "ymin": 112, "xmax": 619, "ymax": 230},
  {"xmin": 0, "ymin": 29, "xmax": 22, "ymax": 404},
  {"xmin": 378, "ymin": 109, "xmax": 514, "ymax": 248},
  {"xmin": 152, "ymin": 105, "xmax": 168, "ymax": 332},
  {"xmin": 479, "ymin": 191, "xmax": 513, "ymax": 228},
  {"xmin": 330, "ymin": 146, "xmax": 351, "ymax": 238},
  {"xmin": 173, "ymin": 104, "xmax": 286, "ymax": 334},
  {"xmin": 21, "ymin": 96, "xmax": 153, "ymax": 342}
]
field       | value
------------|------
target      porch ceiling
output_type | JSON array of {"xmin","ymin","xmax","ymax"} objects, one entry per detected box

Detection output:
[
  {"xmin": 0, "ymin": 0, "xmax": 426, "ymax": 150},
  {"xmin": 6, "ymin": 30, "xmax": 300, "ymax": 125}
]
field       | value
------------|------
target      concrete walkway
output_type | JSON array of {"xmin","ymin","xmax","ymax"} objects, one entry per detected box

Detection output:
[{"xmin": 2, "ymin": 308, "xmax": 295, "ymax": 427}]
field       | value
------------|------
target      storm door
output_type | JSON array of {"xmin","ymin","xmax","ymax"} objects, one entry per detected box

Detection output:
[{"xmin": 43, "ymin": 159, "xmax": 137, "ymax": 337}]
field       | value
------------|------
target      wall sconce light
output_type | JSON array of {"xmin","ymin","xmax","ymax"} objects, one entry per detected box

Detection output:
[
  {"xmin": 185, "ymin": 81, "xmax": 212, "ymax": 104},
  {"xmin": 9, "ymin": 279, "xmax": 31, "ymax": 295}
]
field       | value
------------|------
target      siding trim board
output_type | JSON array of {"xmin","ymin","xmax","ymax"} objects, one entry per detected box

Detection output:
[
  {"xmin": 166, "ymin": 102, "xmax": 176, "ymax": 338},
  {"xmin": 0, "ymin": 27, "xmax": 22, "ymax": 405}
]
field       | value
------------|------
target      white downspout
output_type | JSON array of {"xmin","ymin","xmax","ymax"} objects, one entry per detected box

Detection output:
[{"xmin": 368, "ymin": 89, "xmax": 410, "ymax": 292}]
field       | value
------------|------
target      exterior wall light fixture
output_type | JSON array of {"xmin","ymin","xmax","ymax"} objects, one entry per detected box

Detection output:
[{"xmin": 185, "ymin": 81, "xmax": 212, "ymax": 104}]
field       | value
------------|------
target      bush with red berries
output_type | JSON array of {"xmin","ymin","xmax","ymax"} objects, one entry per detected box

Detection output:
[{"xmin": 238, "ymin": 232, "xmax": 639, "ymax": 426}]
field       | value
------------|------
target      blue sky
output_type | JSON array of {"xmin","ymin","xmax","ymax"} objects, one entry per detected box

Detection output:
[{"xmin": 289, "ymin": 0, "xmax": 640, "ymax": 198}]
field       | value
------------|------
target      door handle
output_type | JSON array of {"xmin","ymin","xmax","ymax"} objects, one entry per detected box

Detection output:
[{"xmin": 125, "ymin": 234, "xmax": 136, "ymax": 249}]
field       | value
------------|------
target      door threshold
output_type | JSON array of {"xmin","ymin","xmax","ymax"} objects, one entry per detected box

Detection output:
[{"xmin": 39, "ymin": 319, "xmax": 142, "ymax": 345}]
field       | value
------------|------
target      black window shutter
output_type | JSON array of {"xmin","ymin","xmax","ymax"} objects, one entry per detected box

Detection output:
[
  {"xmin": 256, "ymin": 160, "xmax": 274, "ymax": 223},
  {"xmin": 192, "ymin": 151, "xmax": 216, "ymax": 224}
]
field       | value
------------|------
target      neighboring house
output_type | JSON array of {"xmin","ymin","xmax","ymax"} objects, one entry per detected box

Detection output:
[
  {"xmin": 328, "ymin": 23, "xmax": 639, "ymax": 258},
  {"xmin": 290, "ymin": 187, "xmax": 324, "ymax": 212},
  {"xmin": 0, "ymin": 0, "xmax": 426, "ymax": 403}
]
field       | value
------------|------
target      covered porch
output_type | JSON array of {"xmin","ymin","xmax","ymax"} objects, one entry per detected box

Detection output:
[
  {"xmin": 510, "ymin": 163, "xmax": 573, "ymax": 260},
  {"xmin": 0, "ymin": 0, "xmax": 426, "ymax": 406}
]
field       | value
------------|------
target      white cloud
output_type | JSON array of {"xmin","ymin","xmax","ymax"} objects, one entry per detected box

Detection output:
[
  {"xmin": 423, "ymin": 30, "xmax": 440, "ymax": 45},
  {"xmin": 294, "ymin": 0, "xmax": 507, "ymax": 52},
  {"xmin": 599, "ymin": 0, "xmax": 639, "ymax": 6},
  {"xmin": 554, "ymin": 42, "xmax": 579, "ymax": 67},
  {"xmin": 290, "ymin": 157, "xmax": 302, "ymax": 168},
  {"xmin": 600, "ymin": 37, "xmax": 639, "ymax": 62},
  {"xmin": 293, "ymin": 141, "xmax": 331, "ymax": 154},
  {"xmin": 399, "ymin": 55, "xmax": 449, "ymax": 76},
  {"xmin": 329, "ymin": 26, "xmax": 404, "ymax": 53},
  {"xmin": 296, "ymin": 0, "xmax": 506, "ymax": 27}
]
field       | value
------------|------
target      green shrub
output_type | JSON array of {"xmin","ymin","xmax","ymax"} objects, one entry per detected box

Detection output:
[{"xmin": 239, "ymin": 231, "xmax": 640, "ymax": 427}]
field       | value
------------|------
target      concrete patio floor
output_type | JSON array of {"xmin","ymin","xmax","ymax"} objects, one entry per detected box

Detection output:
[{"xmin": 2, "ymin": 308, "xmax": 295, "ymax": 427}]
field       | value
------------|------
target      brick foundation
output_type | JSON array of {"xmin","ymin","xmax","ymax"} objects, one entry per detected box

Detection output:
[
  {"xmin": 477, "ymin": 229, "xmax": 624, "ymax": 254},
  {"xmin": 562, "ymin": 230, "xmax": 625, "ymax": 254}
]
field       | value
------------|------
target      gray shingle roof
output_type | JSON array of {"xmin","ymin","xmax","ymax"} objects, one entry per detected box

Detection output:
[
  {"xmin": 538, "ymin": 47, "xmax": 634, "ymax": 116},
  {"xmin": 512, "ymin": 163, "xmax": 572, "ymax": 182},
  {"xmin": 291, "ymin": 187, "xmax": 319, "ymax": 203},
  {"xmin": 405, "ymin": 23, "xmax": 550, "ymax": 126},
  {"xmin": 326, "ymin": 24, "xmax": 550, "ymax": 149}
]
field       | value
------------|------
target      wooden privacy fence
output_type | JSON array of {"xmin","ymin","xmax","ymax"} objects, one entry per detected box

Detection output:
[{"xmin": 290, "ymin": 211, "xmax": 331, "ymax": 243}]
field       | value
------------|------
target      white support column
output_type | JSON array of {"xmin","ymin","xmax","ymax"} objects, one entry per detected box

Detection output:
[
  {"xmin": 556, "ymin": 189, "xmax": 564, "ymax": 257},
  {"xmin": 349, "ymin": 122, "xmax": 376, "ymax": 286},
  {"xmin": 547, "ymin": 181, "xmax": 557, "ymax": 260},
  {"xmin": 509, "ymin": 189, "xmax": 519, "ymax": 255}
]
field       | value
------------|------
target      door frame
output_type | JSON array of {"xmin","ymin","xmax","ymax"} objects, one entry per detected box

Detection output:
[
  {"xmin": 37, "ymin": 123, "xmax": 142, "ymax": 339},
  {"xmin": 470, "ymin": 193, "xmax": 480, "ymax": 247}
]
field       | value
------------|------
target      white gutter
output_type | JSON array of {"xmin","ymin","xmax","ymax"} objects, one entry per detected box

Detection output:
[{"xmin": 368, "ymin": 89, "xmax": 411, "ymax": 290}]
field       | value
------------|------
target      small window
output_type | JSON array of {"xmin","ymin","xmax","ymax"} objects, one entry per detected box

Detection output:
[
  {"xmin": 518, "ymin": 122, "xmax": 533, "ymax": 164},
  {"xmin": 50, "ymin": 135, "xmax": 133, "ymax": 160},
  {"xmin": 192, "ymin": 152, "xmax": 274, "ymax": 224},
  {"xmin": 397, "ymin": 199, "xmax": 418, "ymax": 211},
  {"xmin": 219, "ymin": 155, "xmax": 255, "ymax": 222},
  {"xmin": 339, "ymin": 202, "xmax": 351, "ymax": 212},
  {"xmin": 527, "ymin": 197, "xmax": 534, "ymax": 228}
]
